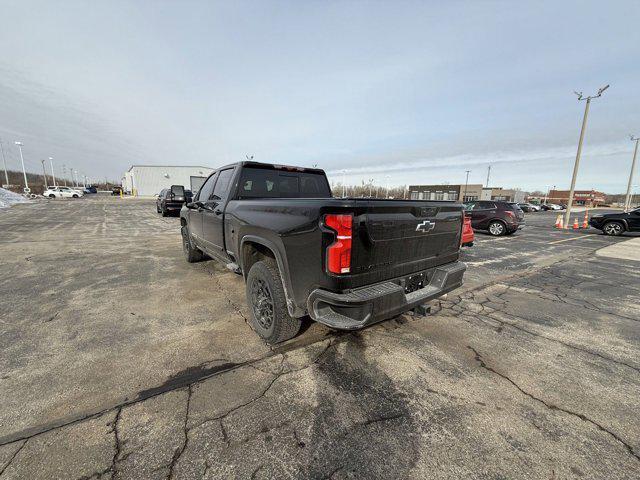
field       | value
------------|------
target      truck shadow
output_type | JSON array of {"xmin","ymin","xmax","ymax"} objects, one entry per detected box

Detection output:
[{"xmin": 302, "ymin": 333, "xmax": 420, "ymax": 478}]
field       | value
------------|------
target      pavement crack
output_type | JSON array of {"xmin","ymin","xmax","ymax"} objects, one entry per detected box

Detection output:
[
  {"xmin": 0, "ymin": 439, "xmax": 27, "ymax": 477},
  {"xmin": 467, "ymin": 346, "xmax": 640, "ymax": 463},
  {"xmin": 320, "ymin": 465, "xmax": 343, "ymax": 479},
  {"xmin": 167, "ymin": 385, "xmax": 192, "ymax": 480},
  {"xmin": 250, "ymin": 464, "xmax": 266, "ymax": 479},
  {"xmin": 208, "ymin": 356, "xmax": 286, "ymax": 432},
  {"xmin": 202, "ymin": 459, "xmax": 212, "ymax": 479},
  {"xmin": 110, "ymin": 407, "xmax": 123, "ymax": 478}
]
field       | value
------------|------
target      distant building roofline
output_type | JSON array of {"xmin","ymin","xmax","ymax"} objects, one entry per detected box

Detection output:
[{"xmin": 127, "ymin": 165, "xmax": 214, "ymax": 172}]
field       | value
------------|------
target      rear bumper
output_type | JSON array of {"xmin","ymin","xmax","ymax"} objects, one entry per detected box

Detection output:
[
  {"xmin": 508, "ymin": 220, "xmax": 525, "ymax": 231},
  {"xmin": 165, "ymin": 202, "xmax": 184, "ymax": 210},
  {"xmin": 307, "ymin": 261, "xmax": 466, "ymax": 330}
]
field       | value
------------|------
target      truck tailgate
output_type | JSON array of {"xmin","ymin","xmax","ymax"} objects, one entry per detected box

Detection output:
[{"xmin": 348, "ymin": 200, "xmax": 463, "ymax": 286}]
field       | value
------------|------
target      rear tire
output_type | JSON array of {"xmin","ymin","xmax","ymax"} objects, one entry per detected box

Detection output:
[
  {"xmin": 161, "ymin": 205, "xmax": 168, "ymax": 217},
  {"xmin": 49, "ymin": 194, "xmax": 56, "ymax": 198},
  {"xmin": 72, "ymin": 194, "xmax": 79, "ymax": 198},
  {"xmin": 488, "ymin": 220, "xmax": 506, "ymax": 236},
  {"xmin": 602, "ymin": 221, "xmax": 624, "ymax": 236},
  {"xmin": 246, "ymin": 259, "xmax": 301, "ymax": 344},
  {"xmin": 181, "ymin": 226, "xmax": 204, "ymax": 263}
]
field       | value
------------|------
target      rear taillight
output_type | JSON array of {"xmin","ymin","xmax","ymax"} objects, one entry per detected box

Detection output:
[
  {"xmin": 505, "ymin": 211, "xmax": 515, "ymax": 219},
  {"xmin": 324, "ymin": 214, "xmax": 352, "ymax": 274}
]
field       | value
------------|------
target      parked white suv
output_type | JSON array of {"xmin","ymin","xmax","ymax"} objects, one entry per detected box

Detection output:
[{"xmin": 44, "ymin": 186, "xmax": 84, "ymax": 198}]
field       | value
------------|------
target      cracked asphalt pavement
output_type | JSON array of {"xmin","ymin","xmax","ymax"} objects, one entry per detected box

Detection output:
[{"xmin": 1, "ymin": 196, "xmax": 638, "ymax": 479}]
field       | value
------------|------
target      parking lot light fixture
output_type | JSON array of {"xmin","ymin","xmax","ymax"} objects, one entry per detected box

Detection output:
[
  {"xmin": 624, "ymin": 135, "xmax": 639, "ymax": 211},
  {"xmin": 14, "ymin": 141, "xmax": 30, "ymax": 193},
  {"xmin": 564, "ymin": 85, "xmax": 609, "ymax": 228}
]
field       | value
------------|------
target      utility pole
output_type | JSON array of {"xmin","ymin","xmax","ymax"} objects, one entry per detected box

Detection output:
[
  {"xmin": 463, "ymin": 170, "xmax": 470, "ymax": 201},
  {"xmin": 564, "ymin": 84, "xmax": 609, "ymax": 228},
  {"xmin": 14, "ymin": 141, "xmax": 29, "ymax": 193},
  {"xmin": 485, "ymin": 165, "xmax": 491, "ymax": 187},
  {"xmin": 49, "ymin": 157, "xmax": 56, "ymax": 187},
  {"xmin": 41, "ymin": 160, "xmax": 48, "ymax": 188},
  {"xmin": 62, "ymin": 164, "xmax": 68, "ymax": 186},
  {"xmin": 0, "ymin": 139, "xmax": 9, "ymax": 187},
  {"xmin": 624, "ymin": 135, "xmax": 639, "ymax": 211}
]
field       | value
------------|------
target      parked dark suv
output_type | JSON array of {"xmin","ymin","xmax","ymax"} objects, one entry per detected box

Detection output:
[
  {"xmin": 156, "ymin": 185, "xmax": 189, "ymax": 216},
  {"xmin": 464, "ymin": 201, "xmax": 525, "ymax": 236},
  {"xmin": 589, "ymin": 208, "xmax": 640, "ymax": 235}
]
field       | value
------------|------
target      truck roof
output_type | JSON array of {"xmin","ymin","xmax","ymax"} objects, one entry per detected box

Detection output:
[{"xmin": 216, "ymin": 161, "xmax": 326, "ymax": 176}]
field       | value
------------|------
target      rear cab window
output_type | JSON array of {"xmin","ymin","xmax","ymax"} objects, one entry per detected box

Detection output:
[
  {"xmin": 171, "ymin": 185, "xmax": 185, "ymax": 196},
  {"xmin": 238, "ymin": 166, "xmax": 331, "ymax": 199}
]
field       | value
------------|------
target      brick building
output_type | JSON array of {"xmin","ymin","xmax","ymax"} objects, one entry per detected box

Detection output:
[{"xmin": 547, "ymin": 190, "xmax": 606, "ymax": 207}]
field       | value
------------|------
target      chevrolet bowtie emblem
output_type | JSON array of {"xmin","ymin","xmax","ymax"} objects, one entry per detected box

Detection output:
[{"xmin": 416, "ymin": 220, "xmax": 436, "ymax": 233}]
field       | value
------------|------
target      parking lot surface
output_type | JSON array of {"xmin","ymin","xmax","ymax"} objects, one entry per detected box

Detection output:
[{"xmin": 1, "ymin": 196, "xmax": 638, "ymax": 479}]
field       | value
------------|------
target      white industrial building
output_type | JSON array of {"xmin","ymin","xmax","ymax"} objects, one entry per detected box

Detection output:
[{"xmin": 121, "ymin": 165, "xmax": 215, "ymax": 196}]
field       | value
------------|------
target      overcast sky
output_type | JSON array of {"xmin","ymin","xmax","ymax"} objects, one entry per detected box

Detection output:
[{"xmin": 1, "ymin": 0, "xmax": 639, "ymax": 192}]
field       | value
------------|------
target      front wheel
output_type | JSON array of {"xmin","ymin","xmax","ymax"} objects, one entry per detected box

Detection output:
[
  {"xmin": 49, "ymin": 194, "xmax": 56, "ymax": 198},
  {"xmin": 488, "ymin": 220, "xmax": 506, "ymax": 236},
  {"xmin": 72, "ymin": 194, "xmax": 79, "ymax": 198},
  {"xmin": 246, "ymin": 259, "xmax": 301, "ymax": 344},
  {"xmin": 603, "ymin": 221, "xmax": 624, "ymax": 236},
  {"xmin": 181, "ymin": 226, "xmax": 204, "ymax": 262}
]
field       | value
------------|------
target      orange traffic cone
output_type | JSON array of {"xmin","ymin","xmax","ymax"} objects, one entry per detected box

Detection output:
[
  {"xmin": 555, "ymin": 214, "xmax": 563, "ymax": 229},
  {"xmin": 573, "ymin": 218, "xmax": 579, "ymax": 229},
  {"xmin": 582, "ymin": 210, "xmax": 589, "ymax": 228}
]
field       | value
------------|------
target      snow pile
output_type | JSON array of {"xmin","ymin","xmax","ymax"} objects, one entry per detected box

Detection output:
[{"xmin": 0, "ymin": 188, "xmax": 30, "ymax": 210}]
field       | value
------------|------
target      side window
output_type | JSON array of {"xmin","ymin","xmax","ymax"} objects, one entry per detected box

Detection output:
[
  {"xmin": 477, "ymin": 201, "xmax": 496, "ymax": 209},
  {"xmin": 211, "ymin": 169, "xmax": 234, "ymax": 200},
  {"xmin": 473, "ymin": 203, "xmax": 485, "ymax": 210},
  {"xmin": 196, "ymin": 173, "xmax": 217, "ymax": 202}
]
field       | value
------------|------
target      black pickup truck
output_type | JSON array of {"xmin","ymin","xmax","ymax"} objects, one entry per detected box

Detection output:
[{"xmin": 180, "ymin": 161, "xmax": 466, "ymax": 343}]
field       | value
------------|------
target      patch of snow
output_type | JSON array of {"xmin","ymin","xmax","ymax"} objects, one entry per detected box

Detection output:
[{"xmin": 0, "ymin": 188, "xmax": 30, "ymax": 210}]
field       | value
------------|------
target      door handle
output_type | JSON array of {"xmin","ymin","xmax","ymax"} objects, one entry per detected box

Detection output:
[{"xmin": 214, "ymin": 208, "xmax": 223, "ymax": 215}]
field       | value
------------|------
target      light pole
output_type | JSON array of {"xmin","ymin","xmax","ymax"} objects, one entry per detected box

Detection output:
[
  {"xmin": 41, "ymin": 160, "xmax": 48, "ymax": 188},
  {"xmin": 485, "ymin": 165, "xmax": 491, "ymax": 187},
  {"xmin": 14, "ymin": 142, "xmax": 30, "ymax": 193},
  {"xmin": 49, "ymin": 157, "xmax": 56, "ymax": 187},
  {"xmin": 62, "ymin": 164, "xmax": 68, "ymax": 186},
  {"xmin": 368, "ymin": 179, "xmax": 374, "ymax": 197},
  {"xmin": 624, "ymin": 135, "xmax": 639, "ymax": 211},
  {"xmin": 342, "ymin": 170, "xmax": 346, "ymax": 198},
  {"xmin": 384, "ymin": 176, "xmax": 390, "ymax": 198},
  {"xmin": 564, "ymin": 84, "xmax": 609, "ymax": 228},
  {"xmin": 73, "ymin": 169, "xmax": 79, "ymax": 187},
  {"xmin": 463, "ymin": 170, "xmax": 470, "ymax": 201},
  {"xmin": 0, "ymin": 139, "xmax": 8, "ymax": 187},
  {"xmin": 544, "ymin": 185, "xmax": 556, "ymax": 205}
]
